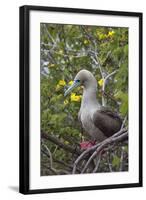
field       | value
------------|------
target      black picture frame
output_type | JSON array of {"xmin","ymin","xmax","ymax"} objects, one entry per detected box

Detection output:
[{"xmin": 19, "ymin": 5, "xmax": 143, "ymax": 194}]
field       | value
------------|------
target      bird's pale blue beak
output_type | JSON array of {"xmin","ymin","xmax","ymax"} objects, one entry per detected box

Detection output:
[{"xmin": 64, "ymin": 80, "xmax": 80, "ymax": 96}]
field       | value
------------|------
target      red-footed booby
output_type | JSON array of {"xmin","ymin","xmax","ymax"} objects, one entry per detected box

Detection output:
[{"xmin": 64, "ymin": 69, "xmax": 122, "ymax": 149}]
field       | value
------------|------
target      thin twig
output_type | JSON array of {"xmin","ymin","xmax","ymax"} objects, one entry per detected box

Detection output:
[
  {"xmin": 44, "ymin": 24, "xmax": 56, "ymax": 45},
  {"xmin": 102, "ymin": 70, "xmax": 118, "ymax": 106},
  {"xmin": 120, "ymin": 147, "xmax": 125, "ymax": 171},
  {"xmin": 120, "ymin": 115, "xmax": 127, "ymax": 130},
  {"xmin": 92, "ymin": 151, "xmax": 102, "ymax": 173},
  {"xmin": 42, "ymin": 143, "xmax": 59, "ymax": 175},
  {"xmin": 107, "ymin": 151, "xmax": 113, "ymax": 172}
]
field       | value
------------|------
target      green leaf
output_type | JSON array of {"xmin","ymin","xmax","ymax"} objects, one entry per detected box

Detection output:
[{"xmin": 112, "ymin": 155, "xmax": 120, "ymax": 168}]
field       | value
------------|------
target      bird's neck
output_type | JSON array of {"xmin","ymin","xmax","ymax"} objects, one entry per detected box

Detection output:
[{"xmin": 81, "ymin": 87, "xmax": 99, "ymax": 108}]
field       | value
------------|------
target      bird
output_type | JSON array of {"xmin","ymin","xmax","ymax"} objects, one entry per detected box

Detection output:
[{"xmin": 64, "ymin": 69, "xmax": 122, "ymax": 149}]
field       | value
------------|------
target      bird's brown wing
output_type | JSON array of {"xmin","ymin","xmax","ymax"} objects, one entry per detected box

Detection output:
[{"xmin": 92, "ymin": 107, "xmax": 122, "ymax": 137}]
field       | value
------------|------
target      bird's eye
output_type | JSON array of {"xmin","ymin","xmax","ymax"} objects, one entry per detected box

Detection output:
[{"xmin": 75, "ymin": 80, "xmax": 80, "ymax": 83}]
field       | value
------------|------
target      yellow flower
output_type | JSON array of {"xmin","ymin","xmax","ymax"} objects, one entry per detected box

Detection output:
[
  {"xmin": 97, "ymin": 32, "xmax": 107, "ymax": 40},
  {"xmin": 108, "ymin": 31, "xmax": 115, "ymax": 37},
  {"xmin": 49, "ymin": 63, "xmax": 55, "ymax": 67},
  {"xmin": 59, "ymin": 49, "xmax": 63, "ymax": 54},
  {"xmin": 70, "ymin": 93, "xmax": 81, "ymax": 102},
  {"xmin": 56, "ymin": 80, "xmax": 66, "ymax": 91},
  {"xmin": 64, "ymin": 141, "xmax": 69, "ymax": 145},
  {"xmin": 56, "ymin": 84, "xmax": 61, "ymax": 91},
  {"xmin": 99, "ymin": 34, "xmax": 106, "ymax": 40},
  {"xmin": 58, "ymin": 80, "xmax": 66, "ymax": 86},
  {"xmin": 98, "ymin": 79, "xmax": 104, "ymax": 87},
  {"xmin": 64, "ymin": 100, "xmax": 69, "ymax": 105},
  {"xmin": 84, "ymin": 39, "xmax": 89, "ymax": 44},
  {"xmin": 68, "ymin": 80, "xmax": 74, "ymax": 85},
  {"xmin": 70, "ymin": 93, "xmax": 76, "ymax": 98}
]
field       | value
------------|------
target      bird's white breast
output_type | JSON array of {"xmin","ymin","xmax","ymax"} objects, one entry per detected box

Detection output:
[
  {"xmin": 79, "ymin": 86, "xmax": 106, "ymax": 142},
  {"xmin": 80, "ymin": 106, "xmax": 105, "ymax": 141}
]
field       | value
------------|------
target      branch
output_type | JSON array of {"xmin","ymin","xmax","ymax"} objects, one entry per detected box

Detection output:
[
  {"xmin": 41, "ymin": 132, "xmax": 82, "ymax": 155},
  {"xmin": 72, "ymin": 128, "xmax": 128, "ymax": 174},
  {"xmin": 53, "ymin": 157, "xmax": 81, "ymax": 173},
  {"xmin": 119, "ymin": 147, "xmax": 125, "ymax": 171},
  {"xmin": 42, "ymin": 145, "xmax": 82, "ymax": 174},
  {"xmin": 42, "ymin": 143, "xmax": 59, "ymax": 175},
  {"xmin": 92, "ymin": 151, "xmax": 102, "ymax": 173},
  {"xmin": 81, "ymin": 132, "xmax": 128, "ymax": 173},
  {"xmin": 107, "ymin": 151, "xmax": 113, "ymax": 172},
  {"xmin": 120, "ymin": 115, "xmax": 128, "ymax": 130},
  {"xmin": 90, "ymin": 56, "xmax": 103, "ymax": 79},
  {"xmin": 101, "ymin": 91, "xmax": 119, "ymax": 105},
  {"xmin": 44, "ymin": 24, "xmax": 56, "ymax": 45},
  {"xmin": 102, "ymin": 70, "xmax": 118, "ymax": 106}
]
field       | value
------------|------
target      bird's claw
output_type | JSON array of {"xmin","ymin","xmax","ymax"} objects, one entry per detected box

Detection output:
[{"xmin": 80, "ymin": 141, "xmax": 96, "ymax": 149}]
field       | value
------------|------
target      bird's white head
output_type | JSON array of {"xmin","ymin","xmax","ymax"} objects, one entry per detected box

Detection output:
[{"xmin": 64, "ymin": 69, "xmax": 97, "ymax": 96}]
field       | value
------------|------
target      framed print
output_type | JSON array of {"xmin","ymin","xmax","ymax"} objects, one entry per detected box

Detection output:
[{"xmin": 19, "ymin": 5, "xmax": 143, "ymax": 194}]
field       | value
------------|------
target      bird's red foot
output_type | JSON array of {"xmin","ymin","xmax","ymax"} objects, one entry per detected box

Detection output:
[{"xmin": 80, "ymin": 141, "xmax": 96, "ymax": 150}]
